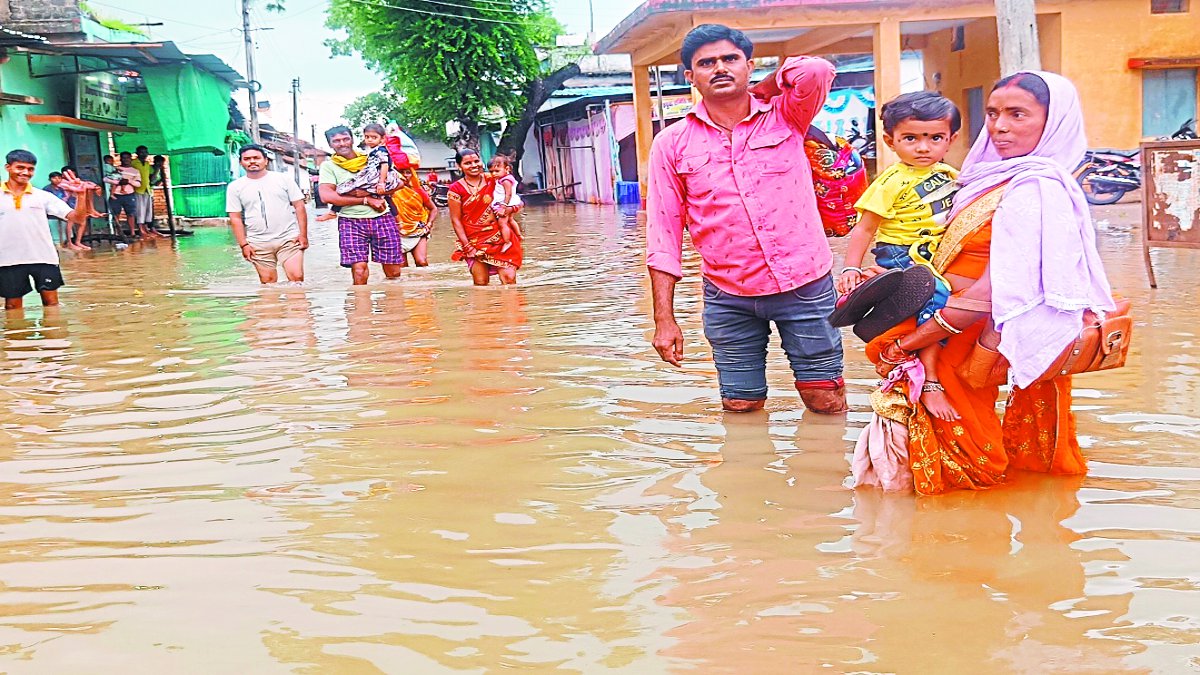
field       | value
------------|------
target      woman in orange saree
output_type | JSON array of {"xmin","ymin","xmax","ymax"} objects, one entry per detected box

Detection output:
[
  {"xmin": 853, "ymin": 71, "xmax": 1115, "ymax": 495},
  {"xmin": 447, "ymin": 149, "xmax": 523, "ymax": 286}
]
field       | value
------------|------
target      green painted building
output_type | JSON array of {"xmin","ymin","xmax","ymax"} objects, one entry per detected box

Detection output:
[{"xmin": 0, "ymin": 15, "xmax": 246, "ymax": 217}]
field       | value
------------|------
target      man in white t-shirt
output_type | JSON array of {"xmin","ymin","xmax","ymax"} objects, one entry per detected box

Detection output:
[
  {"xmin": 1, "ymin": 149, "xmax": 88, "ymax": 310},
  {"xmin": 225, "ymin": 144, "xmax": 310, "ymax": 284}
]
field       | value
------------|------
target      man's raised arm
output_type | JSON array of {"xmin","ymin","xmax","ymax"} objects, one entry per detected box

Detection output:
[{"xmin": 751, "ymin": 56, "xmax": 836, "ymax": 133}]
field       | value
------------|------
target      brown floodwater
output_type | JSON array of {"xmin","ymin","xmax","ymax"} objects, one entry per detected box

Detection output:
[{"xmin": 1, "ymin": 202, "xmax": 1198, "ymax": 673}]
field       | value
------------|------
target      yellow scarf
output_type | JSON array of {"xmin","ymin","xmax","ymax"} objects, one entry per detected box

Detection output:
[{"xmin": 331, "ymin": 152, "xmax": 368, "ymax": 172}]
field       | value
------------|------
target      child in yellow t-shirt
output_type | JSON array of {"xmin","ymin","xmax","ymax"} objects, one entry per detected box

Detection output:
[{"xmin": 835, "ymin": 91, "xmax": 961, "ymax": 420}]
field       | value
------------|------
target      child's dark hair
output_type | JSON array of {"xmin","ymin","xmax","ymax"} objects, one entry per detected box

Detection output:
[
  {"xmin": 489, "ymin": 154, "xmax": 511, "ymax": 169},
  {"xmin": 49, "ymin": 171, "xmax": 63, "ymax": 180},
  {"xmin": 879, "ymin": 91, "xmax": 962, "ymax": 135},
  {"xmin": 362, "ymin": 123, "xmax": 386, "ymax": 137},
  {"xmin": 992, "ymin": 72, "xmax": 1050, "ymax": 108}
]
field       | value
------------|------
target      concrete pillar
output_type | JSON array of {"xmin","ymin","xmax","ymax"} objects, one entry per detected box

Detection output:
[
  {"xmin": 873, "ymin": 18, "xmax": 902, "ymax": 170},
  {"xmin": 631, "ymin": 64, "xmax": 655, "ymax": 203}
]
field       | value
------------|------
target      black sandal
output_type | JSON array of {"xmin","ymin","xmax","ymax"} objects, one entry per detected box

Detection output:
[
  {"xmin": 852, "ymin": 266, "xmax": 937, "ymax": 342},
  {"xmin": 828, "ymin": 268, "xmax": 906, "ymax": 328}
]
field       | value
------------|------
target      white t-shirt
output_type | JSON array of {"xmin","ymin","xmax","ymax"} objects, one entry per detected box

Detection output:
[
  {"xmin": 491, "ymin": 174, "xmax": 522, "ymax": 207},
  {"xmin": 0, "ymin": 184, "xmax": 71, "ymax": 267},
  {"xmin": 225, "ymin": 172, "xmax": 305, "ymax": 244}
]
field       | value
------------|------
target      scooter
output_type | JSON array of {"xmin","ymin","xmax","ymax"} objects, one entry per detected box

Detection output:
[{"xmin": 1076, "ymin": 148, "xmax": 1141, "ymax": 206}]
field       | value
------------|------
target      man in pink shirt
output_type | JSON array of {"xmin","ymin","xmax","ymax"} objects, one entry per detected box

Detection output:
[{"xmin": 647, "ymin": 24, "xmax": 846, "ymax": 414}]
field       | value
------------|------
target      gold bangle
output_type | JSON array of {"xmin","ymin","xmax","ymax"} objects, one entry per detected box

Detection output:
[{"xmin": 932, "ymin": 310, "xmax": 963, "ymax": 335}]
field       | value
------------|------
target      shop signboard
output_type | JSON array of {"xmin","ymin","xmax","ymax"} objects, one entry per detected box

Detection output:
[{"xmin": 77, "ymin": 72, "xmax": 128, "ymax": 126}]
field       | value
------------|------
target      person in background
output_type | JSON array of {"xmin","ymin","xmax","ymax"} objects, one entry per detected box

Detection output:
[
  {"xmin": 131, "ymin": 145, "xmax": 159, "ymax": 237},
  {"xmin": 226, "ymin": 144, "xmax": 309, "ymax": 284},
  {"xmin": 105, "ymin": 152, "xmax": 141, "ymax": 238},
  {"xmin": 43, "ymin": 171, "xmax": 73, "ymax": 249},
  {"xmin": 448, "ymin": 148, "xmax": 522, "ymax": 285},
  {"xmin": 318, "ymin": 125, "xmax": 404, "ymax": 285},
  {"xmin": 1, "ymin": 150, "xmax": 89, "ymax": 310},
  {"xmin": 390, "ymin": 154, "xmax": 437, "ymax": 267},
  {"xmin": 150, "ymin": 155, "xmax": 167, "ymax": 188}
]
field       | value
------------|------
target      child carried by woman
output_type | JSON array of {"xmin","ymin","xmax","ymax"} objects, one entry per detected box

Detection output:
[
  {"xmin": 488, "ymin": 155, "xmax": 523, "ymax": 253},
  {"xmin": 832, "ymin": 92, "xmax": 963, "ymax": 420}
]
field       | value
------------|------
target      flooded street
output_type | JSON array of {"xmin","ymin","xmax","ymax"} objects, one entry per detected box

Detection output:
[{"xmin": 2, "ymin": 202, "xmax": 1199, "ymax": 673}]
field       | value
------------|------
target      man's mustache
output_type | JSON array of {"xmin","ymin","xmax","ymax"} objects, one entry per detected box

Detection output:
[{"xmin": 710, "ymin": 75, "xmax": 733, "ymax": 84}]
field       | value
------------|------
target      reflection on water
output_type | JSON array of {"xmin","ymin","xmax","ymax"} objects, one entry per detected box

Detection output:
[{"xmin": 1, "ymin": 202, "xmax": 1198, "ymax": 672}]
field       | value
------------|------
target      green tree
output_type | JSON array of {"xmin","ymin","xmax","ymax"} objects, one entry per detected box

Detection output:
[
  {"xmin": 326, "ymin": 0, "xmax": 580, "ymax": 164},
  {"xmin": 342, "ymin": 90, "xmax": 445, "ymax": 141}
]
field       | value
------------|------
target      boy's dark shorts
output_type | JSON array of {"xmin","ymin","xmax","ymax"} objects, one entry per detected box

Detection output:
[{"xmin": 0, "ymin": 264, "xmax": 65, "ymax": 299}]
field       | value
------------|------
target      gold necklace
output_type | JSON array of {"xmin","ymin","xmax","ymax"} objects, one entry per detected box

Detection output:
[{"xmin": 462, "ymin": 175, "xmax": 484, "ymax": 194}]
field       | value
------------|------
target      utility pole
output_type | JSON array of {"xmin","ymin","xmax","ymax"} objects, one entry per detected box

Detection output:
[
  {"xmin": 241, "ymin": 0, "xmax": 261, "ymax": 142},
  {"xmin": 291, "ymin": 77, "xmax": 302, "ymax": 186},
  {"xmin": 995, "ymin": 0, "xmax": 1042, "ymax": 75}
]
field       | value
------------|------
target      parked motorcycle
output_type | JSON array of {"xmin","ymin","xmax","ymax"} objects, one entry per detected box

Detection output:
[
  {"xmin": 1076, "ymin": 148, "xmax": 1141, "ymax": 205},
  {"xmin": 430, "ymin": 182, "xmax": 449, "ymax": 208},
  {"xmin": 1074, "ymin": 119, "xmax": 1197, "ymax": 205},
  {"xmin": 1167, "ymin": 118, "xmax": 1197, "ymax": 140},
  {"xmin": 846, "ymin": 119, "xmax": 877, "ymax": 160}
]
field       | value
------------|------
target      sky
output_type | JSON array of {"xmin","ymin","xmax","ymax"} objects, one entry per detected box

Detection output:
[{"xmin": 90, "ymin": 0, "xmax": 645, "ymax": 146}]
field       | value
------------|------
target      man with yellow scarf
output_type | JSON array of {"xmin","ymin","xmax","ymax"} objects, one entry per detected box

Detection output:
[{"xmin": 317, "ymin": 125, "xmax": 404, "ymax": 285}]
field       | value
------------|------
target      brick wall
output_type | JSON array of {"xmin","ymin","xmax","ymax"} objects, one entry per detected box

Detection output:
[{"xmin": 6, "ymin": 0, "xmax": 83, "ymax": 35}]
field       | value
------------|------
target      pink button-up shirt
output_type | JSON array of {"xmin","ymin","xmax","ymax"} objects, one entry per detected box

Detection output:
[{"xmin": 646, "ymin": 56, "xmax": 836, "ymax": 297}]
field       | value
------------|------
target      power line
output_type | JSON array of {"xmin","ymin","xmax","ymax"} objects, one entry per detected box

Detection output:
[
  {"xmin": 415, "ymin": 0, "xmax": 518, "ymax": 13},
  {"xmin": 345, "ymin": 0, "xmax": 526, "ymax": 25},
  {"xmin": 85, "ymin": 0, "xmax": 230, "ymax": 32}
]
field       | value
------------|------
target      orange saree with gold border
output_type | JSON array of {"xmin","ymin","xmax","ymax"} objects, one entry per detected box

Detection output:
[{"xmin": 864, "ymin": 185, "xmax": 1085, "ymax": 495}]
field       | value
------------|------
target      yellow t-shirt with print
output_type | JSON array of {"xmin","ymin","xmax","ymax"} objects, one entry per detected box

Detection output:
[{"xmin": 854, "ymin": 162, "xmax": 959, "ymax": 246}]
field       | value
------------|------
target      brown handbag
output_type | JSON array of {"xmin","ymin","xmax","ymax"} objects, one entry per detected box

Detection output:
[{"xmin": 957, "ymin": 298, "xmax": 1133, "ymax": 388}]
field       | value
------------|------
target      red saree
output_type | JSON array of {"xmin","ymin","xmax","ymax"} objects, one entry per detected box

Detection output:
[
  {"xmin": 865, "ymin": 186, "xmax": 1085, "ymax": 495},
  {"xmin": 448, "ymin": 177, "xmax": 523, "ymax": 270}
]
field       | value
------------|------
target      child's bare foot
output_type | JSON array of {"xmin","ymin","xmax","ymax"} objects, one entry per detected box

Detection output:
[
  {"xmin": 921, "ymin": 385, "xmax": 960, "ymax": 421},
  {"xmin": 316, "ymin": 212, "xmax": 337, "ymax": 222},
  {"xmin": 500, "ymin": 241, "xmax": 512, "ymax": 253}
]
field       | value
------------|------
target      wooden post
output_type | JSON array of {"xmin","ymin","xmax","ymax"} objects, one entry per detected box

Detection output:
[
  {"xmin": 632, "ymin": 64, "xmax": 654, "ymax": 205},
  {"xmin": 995, "ymin": 0, "xmax": 1042, "ymax": 75},
  {"xmin": 873, "ymin": 18, "xmax": 902, "ymax": 169}
]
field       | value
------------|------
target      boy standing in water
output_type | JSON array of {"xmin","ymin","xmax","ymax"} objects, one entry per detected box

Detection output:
[{"xmin": 1, "ymin": 150, "xmax": 88, "ymax": 310}]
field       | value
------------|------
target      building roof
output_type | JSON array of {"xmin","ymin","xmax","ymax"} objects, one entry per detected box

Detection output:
[
  {"xmin": 0, "ymin": 25, "xmax": 50, "ymax": 48},
  {"xmin": 595, "ymin": 0, "xmax": 979, "ymax": 62},
  {"xmin": 16, "ymin": 40, "xmax": 245, "ymax": 87}
]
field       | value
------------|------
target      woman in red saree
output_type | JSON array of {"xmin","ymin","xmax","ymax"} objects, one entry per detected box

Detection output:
[
  {"xmin": 447, "ymin": 149, "xmax": 523, "ymax": 285},
  {"xmin": 852, "ymin": 71, "xmax": 1115, "ymax": 496}
]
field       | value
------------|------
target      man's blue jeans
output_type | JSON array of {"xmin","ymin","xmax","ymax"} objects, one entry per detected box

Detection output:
[{"xmin": 701, "ymin": 274, "xmax": 844, "ymax": 401}]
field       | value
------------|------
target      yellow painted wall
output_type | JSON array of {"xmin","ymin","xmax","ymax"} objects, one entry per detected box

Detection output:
[
  {"xmin": 917, "ymin": 1, "xmax": 1195, "ymax": 162},
  {"xmin": 1057, "ymin": 0, "xmax": 1199, "ymax": 148},
  {"xmin": 920, "ymin": 18, "xmax": 1003, "ymax": 166}
]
